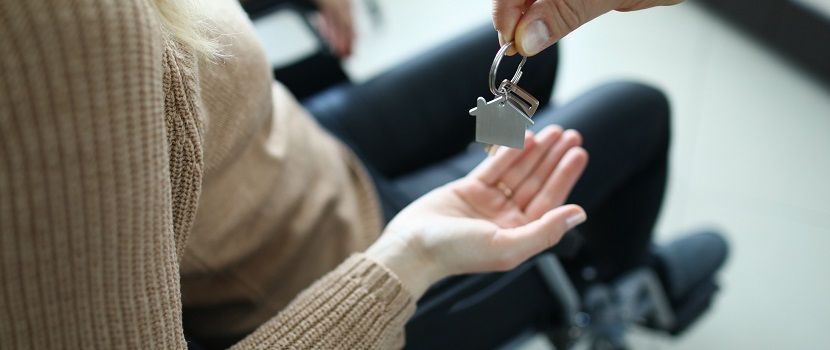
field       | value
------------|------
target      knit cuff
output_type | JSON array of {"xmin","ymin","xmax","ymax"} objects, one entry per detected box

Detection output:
[{"xmin": 233, "ymin": 254, "xmax": 416, "ymax": 350}]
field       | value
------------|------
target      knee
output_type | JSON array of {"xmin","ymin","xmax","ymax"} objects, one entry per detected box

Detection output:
[
  {"xmin": 610, "ymin": 81, "xmax": 669, "ymax": 121},
  {"xmin": 605, "ymin": 81, "xmax": 671, "ymax": 149}
]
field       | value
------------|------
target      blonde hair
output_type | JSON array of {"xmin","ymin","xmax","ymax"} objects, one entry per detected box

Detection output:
[{"xmin": 150, "ymin": 0, "xmax": 221, "ymax": 57}]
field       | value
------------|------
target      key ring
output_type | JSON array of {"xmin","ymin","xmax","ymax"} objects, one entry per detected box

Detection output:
[{"xmin": 489, "ymin": 42, "xmax": 527, "ymax": 96}]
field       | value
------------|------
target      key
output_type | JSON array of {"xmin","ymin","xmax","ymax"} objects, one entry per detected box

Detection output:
[
  {"xmin": 469, "ymin": 42, "xmax": 540, "ymax": 156},
  {"xmin": 499, "ymin": 79, "xmax": 539, "ymax": 119}
]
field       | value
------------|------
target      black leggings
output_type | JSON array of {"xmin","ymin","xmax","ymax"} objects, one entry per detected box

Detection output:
[{"xmin": 303, "ymin": 23, "xmax": 670, "ymax": 283}]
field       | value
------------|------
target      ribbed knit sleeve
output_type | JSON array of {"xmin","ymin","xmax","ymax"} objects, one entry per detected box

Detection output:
[
  {"xmin": 1, "ymin": 1, "xmax": 416, "ymax": 349},
  {"xmin": 0, "ymin": 0, "xmax": 183, "ymax": 348},
  {"xmin": 234, "ymin": 254, "xmax": 416, "ymax": 349}
]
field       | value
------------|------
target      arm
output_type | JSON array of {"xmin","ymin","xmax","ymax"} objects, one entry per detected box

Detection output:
[
  {"xmin": 1, "ymin": 1, "xmax": 407, "ymax": 349},
  {"xmin": 0, "ymin": 0, "xmax": 182, "ymax": 348},
  {"xmin": 235, "ymin": 127, "xmax": 590, "ymax": 348},
  {"xmin": 492, "ymin": 0, "xmax": 685, "ymax": 56}
]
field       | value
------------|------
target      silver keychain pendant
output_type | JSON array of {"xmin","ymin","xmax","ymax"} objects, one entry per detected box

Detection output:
[{"xmin": 469, "ymin": 42, "xmax": 540, "ymax": 156}]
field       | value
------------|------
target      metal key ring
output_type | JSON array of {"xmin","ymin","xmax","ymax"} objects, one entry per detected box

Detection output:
[{"xmin": 489, "ymin": 42, "xmax": 527, "ymax": 96}]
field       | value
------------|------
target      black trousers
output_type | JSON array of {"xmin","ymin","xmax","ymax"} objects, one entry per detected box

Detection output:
[{"xmin": 303, "ymin": 23, "xmax": 670, "ymax": 284}]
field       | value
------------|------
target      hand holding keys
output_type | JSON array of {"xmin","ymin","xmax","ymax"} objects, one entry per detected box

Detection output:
[{"xmin": 469, "ymin": 42, "xmax": 540, "ymax": 156}]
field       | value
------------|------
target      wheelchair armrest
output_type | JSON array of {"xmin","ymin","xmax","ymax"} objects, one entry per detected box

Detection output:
[{"xmin": 534, "ymin": 253, "xmax": 581, "ymax": 326}]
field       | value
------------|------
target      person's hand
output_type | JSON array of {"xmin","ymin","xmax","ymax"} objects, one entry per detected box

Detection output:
[
  {"xmin": 314, "ymin": 0, "xmax": 355, "ymax": 57},
  {"xmin": 492, "ymin": 0, "xmax": 685, "ymax": 56},
  {"xmin": 365, "ymin": 126, "xmax": 589, "ymax": 298}
]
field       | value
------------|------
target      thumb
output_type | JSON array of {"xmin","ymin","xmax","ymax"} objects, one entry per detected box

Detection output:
[
  {"xmin": 494, "ymin": 204, "xmax": 586, "ymax": 266},
  {"xmin": 514, "ymin": 0, "xmax": 617, "ymax": 56}
]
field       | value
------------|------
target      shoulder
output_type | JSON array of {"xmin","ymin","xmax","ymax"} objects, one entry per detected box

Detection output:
[{"xmin": 1, "ymin": 0, "xmax": 164, "ymax": 55}]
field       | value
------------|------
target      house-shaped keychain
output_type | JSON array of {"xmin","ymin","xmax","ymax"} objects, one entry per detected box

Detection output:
[
  {"xmin": 469, "ymin": 96, "xmax": 534, "ymax": 149},
  {"xmin": 470, "ymin": 42, "xmax": 540, "ymax": 151}
]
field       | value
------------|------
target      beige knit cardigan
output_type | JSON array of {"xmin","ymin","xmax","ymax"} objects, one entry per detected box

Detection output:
[{"xmin": 0, "ymin": 0, "xmax": 416, "ymax": 348}]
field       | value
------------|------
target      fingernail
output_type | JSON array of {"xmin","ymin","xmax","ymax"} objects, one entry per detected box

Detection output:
[
  {"xmin": 566, "ymin": 211, "xmax": 587, "ymax": 230},
  {"xmin": 522, "ymin": 20, "xmax": 550, "ymax": 55}
]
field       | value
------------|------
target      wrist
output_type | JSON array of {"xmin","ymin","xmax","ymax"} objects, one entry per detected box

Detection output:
[{"xmin": 364, "ymin": 231, "xmax": 444, "ymax": 299}]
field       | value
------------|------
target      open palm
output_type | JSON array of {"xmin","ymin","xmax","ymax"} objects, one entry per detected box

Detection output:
[{"xmin": 379, "ymin": 126, "xmax": 588, "ymax": 287}]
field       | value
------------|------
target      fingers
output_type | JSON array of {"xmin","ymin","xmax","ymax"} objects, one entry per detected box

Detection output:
[
  {"xmin": 471, "ymin": 126, "xmax": 585, "ymax": 215},
  {"xmin": 512, "ymin": 128, "xmax": 581, "ymax": 210},
  {"xmin": 525, "ymin": 145, "xmax": 588, "ymax": 220},
  {"xmin": 492, "ymin": 0, "xmax": 620, "ymax": 56},
  {"xmin": 618, "ymin": 0, "xmax": 686, "ymax": 11},
  {"xmin": 498, "ymin": 125, "xmax": 563, "ymax": 192},
  {"xmin": 316, "ymin": 0, "xmax": 355, "ymax": 57},
  {"xmin": 496, "ymin": 0, "xmax": 686, "ymax": 56},
  {"xmin": 490, "ymin": 204, "xmax": 586, "ymax": 270},
  {"xmin": 333, "ymin": 0, "xmax": 355, "ymax": 56},
  {"xmin": 470, "ymin": 131, "xmax": 536, "ymax": 185},
  {"xmin": 514, "ymin": 0, "xmax": 615, "ymax": 56},
  {"xmin": 492, "ymin": 0, "xmax": 533, "ymax": 55}
]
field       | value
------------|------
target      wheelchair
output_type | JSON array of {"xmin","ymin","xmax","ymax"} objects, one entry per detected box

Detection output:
[
  {"xmin": 404, "ymin": 230, "xmax": 728, "ymax": 350},
  {"xmin": 184, "ymin": 2, "xmax": 730, "ymax": 349}
]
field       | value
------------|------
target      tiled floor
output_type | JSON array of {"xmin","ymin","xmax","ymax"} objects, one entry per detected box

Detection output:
[{"xmin": 254, "ymin": 1, "xmax": 830, "ymax": 348}]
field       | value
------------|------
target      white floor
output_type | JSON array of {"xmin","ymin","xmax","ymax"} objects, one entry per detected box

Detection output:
[{"xmin": 254, "ymin": 1, "xmax": 830, "ymax": 349}]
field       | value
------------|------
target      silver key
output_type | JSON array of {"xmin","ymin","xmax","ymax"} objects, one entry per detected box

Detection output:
[
  {"xmin": 499, "ymin": 79, "xmax": 539, "ymax": 119},
  {"xmin": 469, "ymin": 42, "xmax": 539, "ymax": 155}
]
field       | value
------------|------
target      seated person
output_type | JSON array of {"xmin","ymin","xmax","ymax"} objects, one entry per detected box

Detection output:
[{"xmin": 0, "ymin": 0, "xmax": 725, "ymax": 348}]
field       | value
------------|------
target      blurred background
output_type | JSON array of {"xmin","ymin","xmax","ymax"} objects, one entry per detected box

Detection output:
[{"xmin": 249, "ymin": 0, "xmax": 830, "ymax": 348}]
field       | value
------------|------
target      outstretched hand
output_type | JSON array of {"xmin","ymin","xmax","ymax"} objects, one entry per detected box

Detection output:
[
  {"xmin": 492, "ymin": 0, "xmax": 685, "ymax": 56},
  {"xmin": 365, "ymin": 126, "xmax": 589, "ymax": 298}
]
